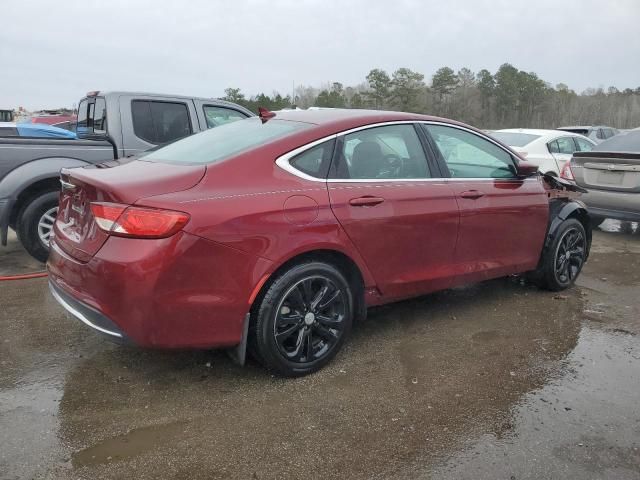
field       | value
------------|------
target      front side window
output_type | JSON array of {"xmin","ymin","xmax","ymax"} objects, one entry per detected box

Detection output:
[
  {"xmin": 290, "ymin": 139, "xmax": 335, "ymax": 178},
  {"xmin": 132, "ymin": 100, "xmax": 192, "ymax": 145},
  {"xmin": 575, "ymin": 137, "xmax": 594, "ymax": 152},
  {"xmin": 331, "ymin": 124, "xmax": 430, "ymax": 179},
  {"xmin": 143, "ymin": 118, "xmax": 309, "ymax": 165},
  {"xmin": 203, "ymin": 105, "xmax": 248, "ymax": 128},
  {"xmin": 556, "ymin": 137, "xmax": 576, "ymax": 154},
  {"xmin": 425, "ymin": 124, "xmax": 515, "ymax": 179}
]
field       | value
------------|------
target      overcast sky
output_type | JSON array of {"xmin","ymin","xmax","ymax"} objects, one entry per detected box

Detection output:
[{"xmin": 1, "ymin": 0, "xmax": 639, "ymax": 110}]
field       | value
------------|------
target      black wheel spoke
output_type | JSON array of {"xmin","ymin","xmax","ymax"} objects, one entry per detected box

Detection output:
[
  {"xmin": 300, "ymin": 279, "xmax": 314, "ymax": 305},
  {"xmin": 288, "ymin": 328, "xmax": 307, "ymax": 360},
  {"xmin": 314, "ymin": 323, "xmax": 338, "ymax": 342},
  {"xmin": 317, "ymin": 289, "xmax": 341, "ymax": 311},
  {"xmin": 305, "ymin": 329, "xmax": 314, "ymax": 360},
  {"xmin": 276, "ymin": 323, "xmax": 302, "ymax": 344},
  {"xmin": 316, "ymin": 313, "xmax": 342, "ymax": 327},
  {"xmin": 310, "ymin": 285, "xmax": 329, "ymax": 311},
  {"xmin": 288, "ymin": 286, "xmax": 306, "ymax": 311}
]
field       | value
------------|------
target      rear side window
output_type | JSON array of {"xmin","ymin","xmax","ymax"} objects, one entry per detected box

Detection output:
[
  {"xmin": 290, "ymin": 139, "xmax": 336, "ymax": 178},
  {"xmin": 548, "ymin": 140, "xmax": 560, "ymax": 154},
  {"xmin": 425, "ymin": 124, "xmax": 515, "ymax": 179},
  {"xmin": 203, "ymin": 105, "xmax": 248, "ymax": 128},
  {"xmin": 575, "ymin": 137, "xmax": 594, "ymax": 152},
  {"xmin": 132, "ymin": 100, "xmax": 192, "ymax": 145},
  {"xmin": 556, "ymin": 137, "xmax": 576, "ymax": 154},
  {"xmin": 143, "ymin": 118, "xmax": 309, "ymax": 165}
]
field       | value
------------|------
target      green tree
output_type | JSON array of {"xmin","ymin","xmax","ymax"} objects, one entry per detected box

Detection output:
[
  {"xmin": 222, "ymin": 87, "xmax": 246, "ymax": 105},
  {"xmin": 365, "ymin": 69, "xmax": 392, "ymax": 109},
  {"xmin": 315, "ymin": 82, "xmax": 345, "ymax": 108},
  {"xmin": 391, "ymin": 68, "xmax": 425, "ymax": 111},
  {"xmin": 431, "ymin": 67, "xmax": 459, "ymax": 98},
  {"xmin": 494, "ymin": 63, "xmax": 521, "ymax": 124}
]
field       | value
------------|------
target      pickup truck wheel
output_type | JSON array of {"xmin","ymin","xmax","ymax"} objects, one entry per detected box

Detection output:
[
  {"xmin": 538, "ymin": 218, "xmax": 586, "ymax": 291},
  {"xmin": 16, "ymin": 191, "xmax": 59, "ymax": 263}
]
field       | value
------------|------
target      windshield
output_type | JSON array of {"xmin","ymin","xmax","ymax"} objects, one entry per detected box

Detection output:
[
  {"xmin": 143, "ymin": 118, "xmax": 310, "ymax": 164},
  {"xmin": 491, "ymin": 132, "xmax": 541, "ymax": 147}
]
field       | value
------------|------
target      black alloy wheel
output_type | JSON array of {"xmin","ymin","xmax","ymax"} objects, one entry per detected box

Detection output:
[
  {"xmin": 249, "ymin": 262, "xmax": 353, "ymax": 376},
  {"xmin": 554, "ymin": 226, "xmax": 586, "ymax": 285},
  {"xmin": 273, "ymin": 275, "xmax": 347, "ymax": 363}
]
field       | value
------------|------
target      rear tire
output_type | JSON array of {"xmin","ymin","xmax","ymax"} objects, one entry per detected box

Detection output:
[
  {"xmin": 16, "ymin": 191, "xmax": 59, "ymax": 263},
  {"xmin": 248, "ymin": 262, "xmax": 353, "ymax": 377},
  {"xmin": 537, "ymin": 218, "xmax": 586, "ymax": 291}
]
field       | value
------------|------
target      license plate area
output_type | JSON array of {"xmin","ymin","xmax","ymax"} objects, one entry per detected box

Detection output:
[{"xmin": 597, "ymin": 171, "xmax": 624, "ymax": 185}]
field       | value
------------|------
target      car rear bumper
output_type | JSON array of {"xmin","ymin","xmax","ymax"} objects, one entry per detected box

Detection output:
[
  {"xmin": 580, "ymin": 189, "xmax": 640, "ymax": 222},
  {"xmin": 47, "ymin": 231, "xmax": 273, "ymax": 349},
  {"xmin": 49, "ymin": 279, "xmax": 131, "ymax": 344}
]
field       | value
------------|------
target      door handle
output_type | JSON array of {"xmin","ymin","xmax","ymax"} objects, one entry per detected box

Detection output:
[
  {"xmin": 349, "ymin": 196, "xmax": 385, "ymax": 207},
  {"xmin": 459, "ymin": 190, "xmax": 485, "ymax": 199}
]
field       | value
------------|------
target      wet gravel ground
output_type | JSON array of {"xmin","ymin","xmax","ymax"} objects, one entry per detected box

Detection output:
[{"xmin": 0, "ymin": 222, "xmax": 639, "ymax": 480}]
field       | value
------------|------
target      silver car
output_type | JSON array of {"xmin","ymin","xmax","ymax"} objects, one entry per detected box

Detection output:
[{"xmin": 563, "ymin": 130, "xmax": 640, "ymax": 226}]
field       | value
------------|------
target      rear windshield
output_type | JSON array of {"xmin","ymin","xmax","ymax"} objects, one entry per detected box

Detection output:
[
  {"xmin": 490, "ymin": 132, "xmax": 541, "ymax": 147},
  {"xmin": 143, "ymin": 118, "xmax": 310, "ymax": 164}
]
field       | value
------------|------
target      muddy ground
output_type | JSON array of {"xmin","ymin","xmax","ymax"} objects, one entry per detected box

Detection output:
[{"xmin": 1, "ymin": 222, "xmax": 639, "ymax": 480}]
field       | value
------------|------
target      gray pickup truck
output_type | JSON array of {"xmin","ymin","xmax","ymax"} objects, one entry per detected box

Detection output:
[{"xmin": 0, "ymin": 91, "xmax": 253, "ymax": 261}]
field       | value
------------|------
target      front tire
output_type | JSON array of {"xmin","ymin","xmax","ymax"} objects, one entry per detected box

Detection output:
[
  {"xmin": 16, "ymin": 191, "xmax": 59, "ymax": 263},
  {"xmin": 249, "ymin": 262, "xmax": 353, "ymax": 377},
  {"xmin": 538, "ymin": 218, "xmax": 587, "ymax": 291}
]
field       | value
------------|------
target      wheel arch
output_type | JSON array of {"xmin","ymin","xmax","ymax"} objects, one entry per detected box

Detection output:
[
  {"xmin": 539, "ymin": 199, "xmax": 592, "ymax": 269},
  {"xmin": 251, "ymin": 248, "xmax": 370, "ymax": 323},
  {"xmin": 0, "ymin": 157, "xmax": 90, "ymax": 244}
]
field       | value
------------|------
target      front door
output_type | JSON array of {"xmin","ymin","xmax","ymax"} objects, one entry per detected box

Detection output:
[
  {"xmin": 327, "ymin": 123, "xmax": 460, "ymax": 300},
  {"xmin": 423, "ymin": 124, "xmax": 549, "ymax": 284}
]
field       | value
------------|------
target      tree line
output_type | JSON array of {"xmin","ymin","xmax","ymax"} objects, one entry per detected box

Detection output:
[{"xmin": 222, "ymin": 63, "xmax": 640, "ymax": 130}]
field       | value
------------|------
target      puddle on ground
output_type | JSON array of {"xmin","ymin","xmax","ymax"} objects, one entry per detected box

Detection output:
[
  {"xmin": 423, "ymin": 326, "xmax": 640, "ymax": 479},
  {"xmin": 72, "ymin": 421, "xmax": 190, "ymax": 467}
]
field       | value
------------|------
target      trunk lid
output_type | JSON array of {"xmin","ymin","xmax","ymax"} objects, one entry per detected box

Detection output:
[
  {"xmin": 53, "ymin": 159, "xmax": 205, "ymax": 261},
  {"xmin": 571, "ymin": 152, "xmax": 640, "ymax": 193}
]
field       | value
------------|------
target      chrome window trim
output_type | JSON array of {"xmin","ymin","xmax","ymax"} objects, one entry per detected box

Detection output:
[
  {"xmin": 49, "ymin": 283, "xmax": 123, "ymax": 338},
  {"xmin": 275, "ymin": 120, "xmax": 521, "ymax": 183}
]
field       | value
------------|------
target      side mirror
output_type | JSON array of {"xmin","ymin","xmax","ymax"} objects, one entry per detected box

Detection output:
[{"xmin": 516, "ymin": 161, "xmax": 539, "ymax": 177}]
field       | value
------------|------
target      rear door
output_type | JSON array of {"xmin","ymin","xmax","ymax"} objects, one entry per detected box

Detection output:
[
  {"xmin": 118, "ymin": 95, "xmax": 197, "ymax": 157},
  {"xmin": 423, "ymin": 123, "xmax": 549, "ymax": 283},
  {"xmin": 328, "ymin": 123, "xmax": 460, "ymax": 299}
]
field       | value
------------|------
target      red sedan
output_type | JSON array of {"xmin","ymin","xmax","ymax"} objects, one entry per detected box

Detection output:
[{"xmin": 47, "ymin": 109, "xmax": 591, "ymax": 376}]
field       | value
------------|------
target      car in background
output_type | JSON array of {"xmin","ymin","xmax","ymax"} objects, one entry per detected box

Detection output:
[
  {"xmin": 490, "ymin": 129, "xmax": 595, "ymax": 176},
  {"xmin": 557, "ymin": 125, "xmax": 619, "ymax": 144},
  {"xmin": 0, "ymin": 122, "xmax": 77, "ymax": 139},
  {"xmin": 562, "ymin": 130, "xmax": 640, "ymax": 227},
  {"xmin": 0, "ymin": 91, "xmax": 253, "ymax": 262},
  {"xmin": 48, "ymin": 109, "xmax": 591, "ymax": 377}
]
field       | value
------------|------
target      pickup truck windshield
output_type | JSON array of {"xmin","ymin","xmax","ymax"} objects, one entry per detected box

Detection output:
[{"xmin": 143, "ymin": 118, "xmax": 310, "ymax": 165}]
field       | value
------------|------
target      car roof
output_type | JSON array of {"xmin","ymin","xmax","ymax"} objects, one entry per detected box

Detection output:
[
  {"xmin": 494, "ymin": 128, "xmax": 574, "ymax": 137},
  {"xmin": 268, "ymin": 108, "xmax": 456, "ymax": 131}
]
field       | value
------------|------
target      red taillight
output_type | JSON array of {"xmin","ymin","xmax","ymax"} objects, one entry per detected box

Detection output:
[
  {"xmin": 560, "ymin": 162, "xmax": 575, "ymax": 180},
  {"xmin": 90, "ymin": 202, "xmax": 189, "ymax": 238}
]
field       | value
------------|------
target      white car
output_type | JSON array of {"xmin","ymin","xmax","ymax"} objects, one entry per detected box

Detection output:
[{"xmin": 490, "ymin": 129, "xmax": 596, "ymax": 176}]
